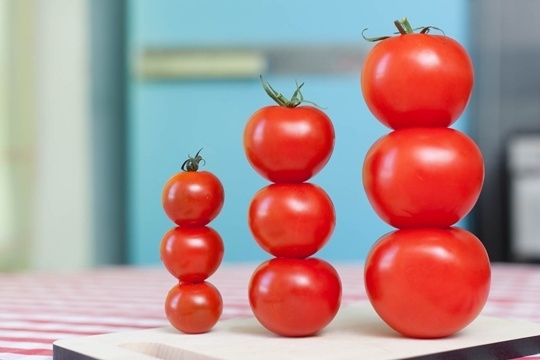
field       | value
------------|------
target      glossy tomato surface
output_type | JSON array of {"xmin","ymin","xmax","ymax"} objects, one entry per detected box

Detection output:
[
  {"xmin": 362, "ymin": 127, "xmax": 484, "ymax": 229},
  {"xmin": 249, "ymin": 257, "xmax": 342, "ymax": 337},
  {"xmin": 243, "ymin": 105, "xmax": 335, "ymax": 183},
  {"xmin": 165, "ymin": 281, "xmax": 223, "ymax": 334},
  {"xmin": 162, "ymin": 170, "xmax": 224, "ymax": 227},
  {"xmin": 248, "ymin": 183, "xmax": 335, "ymax": 258},
  {"xmin": 361, "ymin": 33, "xmax": 473, "ymax": 129},
  {"xmin": 160, "ymin": 226, "xmax": 224, "ymax": 283},
  {"xmin": 364, "ymin": 227, "xmax": 491, "ymax": 338}
]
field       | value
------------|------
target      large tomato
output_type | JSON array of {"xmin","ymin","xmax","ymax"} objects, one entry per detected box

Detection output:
[
  {"xmin": 361, "ymin": 30, "xmax": 473, "ymax": 129},
  {"xmin": 162, "ymin": 150, "xmax": 224, "ymax": 227},
  {"xmin": 248, "ymin": 183, "xmax": 335, "ymax": 258},
  {"xmin": 165, "ymin": 281, "xmax": 223, "ymax": 334},
  {"xmin": 249, "ymin": 257, "xmax": 342, "ymax": 337},
  {"xmin": 362, "ymin": 127, "xmax": 484, "ymax": 229},
  {"xmin": 160, "ymin": 226, "xmax": 224, "ymax": 283},
  {"xmin": 243, "ymin": 78, "xmax": 335, "ymax": 183},
  {"xmin": 364, "ymin": 227, "xmax": 491, "ymax": 338}
]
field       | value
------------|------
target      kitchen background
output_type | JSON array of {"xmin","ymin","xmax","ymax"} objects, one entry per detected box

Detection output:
[{"xmin": 1, "ymin": 0, "xmax": 539, "ymax": 271}]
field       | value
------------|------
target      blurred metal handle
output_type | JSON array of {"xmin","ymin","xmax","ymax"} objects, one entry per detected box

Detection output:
[
  {"xmin": 134, "ymin": 45, "xmax": 366, "ymax": 80},
  {"xmin": 135, "ymin": 50, "xmax": 267, "ymax": 79}
]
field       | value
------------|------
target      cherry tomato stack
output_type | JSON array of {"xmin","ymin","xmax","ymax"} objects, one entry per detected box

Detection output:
[
  {"xmin": 360, "ymin": 18, "xmax": 491, "ymax": 339},
  {"xmin": 160, "ymin": 149, "xmax": 225, "ymax": 334},
  {"xmin": 243, "ymin": 77, "xmax": 342, "ymax": 337}
]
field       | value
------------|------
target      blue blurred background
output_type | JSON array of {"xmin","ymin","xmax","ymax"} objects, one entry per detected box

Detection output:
[{"xmin": 2, "ymin": 0, "xmax": 539, "ymax": 271}]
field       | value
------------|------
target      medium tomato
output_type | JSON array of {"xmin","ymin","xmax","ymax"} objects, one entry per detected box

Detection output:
[
  {"xmin": 162, "ymin": 150, "xmax": 224, "ymax": 227},
  {"xmin": 160, "ymin": 226, "xmax": 224, "ymax": 283},
  {"xmin": 364, "ymin": 227, "xmax": 491, "ymax": 338},
  {"xmin": 361, "ymin": 19, "xmax": 474, "ymax": 129},
  {"xmin": 249, "ymin": 257, "xmax": 341, "ymax": 337},
  {"xmin": 362, "ymin": 127, "xmax": 484, "ymax": 229},
  {"xmin": 243, "ymin": 77, "xmax": 335, "ymax": 183},
  {"xmin": 248, "ymin": 183, "xmax": 335, "ymax": 258},
  {"xmin": 165, "ymin": 281, "xmax": 223, "ymax": 334}
]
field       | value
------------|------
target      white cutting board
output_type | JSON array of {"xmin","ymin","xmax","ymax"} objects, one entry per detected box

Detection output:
[{"xmin": 53, "ymin": 303, "xmax": 540, "ymax": 360}]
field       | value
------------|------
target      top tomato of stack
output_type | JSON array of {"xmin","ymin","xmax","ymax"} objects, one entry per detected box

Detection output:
[
  {"xmin": 243, "ymin": 77, "xmax": 335, "ymax": 184},
  {"xmin": 361, "ymin": 19, "xmax": 473, "ymax": 130}
]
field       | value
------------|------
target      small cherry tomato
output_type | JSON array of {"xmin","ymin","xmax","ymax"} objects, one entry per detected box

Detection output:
[
  {"xmin": 362, "ymin": 127, "xmax": 484, "ymax": 229},
  {"xmin": 248, "ymin": 183, "xmax": 335, "ymax": 258},
  {"xmin": 249, "ymin": 257, "xmax": 342, "ymax": 337},
  {"xmin": 160, "ymin": 226, "xmax": 224, "ymax": 283},
  {"xmin": 165, "ymin": 281, "xmax": 223, "ymax": 334},
  {"xmin": 361, "ymin": 19, "xmax": 474, "ymax": 129},
  {"xmin": 364, "ymin": 227, "xmax": 491, "ymax": 338},
  {"xmin": 162, "ymin": 149, "xmax": 224, "ymax": 227},
  {"xmin": 243, "ymin": 77, "xmax": 335, "ymax": 183}
]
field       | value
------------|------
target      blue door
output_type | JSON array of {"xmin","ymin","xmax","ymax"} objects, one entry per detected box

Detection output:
[{"xmin": 127, "ymin": 0, "xmax": 470, "ymax": 264}]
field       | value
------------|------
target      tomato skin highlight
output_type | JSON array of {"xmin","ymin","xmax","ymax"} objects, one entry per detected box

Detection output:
[
  {"xmin": 361, "ymin": 34, "xmax": 474, "ymax": 129},
  {"xmin": 165, "ymin": 281, "xmax": 223, "ymax": 334},
  {"xmin": 364, "ymin": 227, "xmax": 491, "ymax": 338},
  {"xmin": 243, "ymin": 105, "xmax": 335, "ymax": 183},
  {"xmin": 249, "ymin": 257, "xmax": 342, "ymax": 337},
  {"xmin": 362, "ymin": 127, "xmax": 484, "ymax": 229},
  {"xmin": 162, "ymin": 170, "xmax": 224, "ymax": 227},
  {"xmin": 248, "ymin": 183, "xmax": 335, "ymax": 259},
  {"xmin": 160, "ymin": 226, "xmax": 224, "ymax": 283}
]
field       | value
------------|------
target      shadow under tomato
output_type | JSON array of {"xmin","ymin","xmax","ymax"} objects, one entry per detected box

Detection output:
[{"xmin": 228, "ymin": 322, "xmax": 280, "ymax": 338}]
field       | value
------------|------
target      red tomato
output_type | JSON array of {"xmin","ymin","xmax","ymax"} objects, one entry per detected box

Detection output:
[
  {"xmin": 249, "ymin": 257, "xmax": 342, "ymax": 337},
  {"xmin": 165, "ymin": 281, "xmax": 223, "ymax": 334},
  {"xmin": 364, "ymin": 227, "xmax": 491, "ymax": 338},
  {"xmin": 248, "ymin": 183, "xmax": 335, "ymax": 258},
  {"xmin": 361, "ymin": 33, "xmax": 473, "ymax": 129},
  {"xmin": 160, "ymin": 226, "xmax": 224, "ymax": 283},
  {"xmin": 243, "ymin": 105, "xmax": 335, "ymax": 183},
  {"xmin": 162, "ymin": 155, "xmax": 224, "ymax": 227},
  {"xmin": 362, "ymin": 127, "xmax": 484, "ymax": 229}
]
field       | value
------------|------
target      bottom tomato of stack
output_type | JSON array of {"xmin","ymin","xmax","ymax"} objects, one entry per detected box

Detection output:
[
  {"xmin": 249, "ymin": 257, "xmax": 341, "ymax": 337},
  {"xmin": 364, "ymin": 227, "xmax": 490, "ymax": 338}
]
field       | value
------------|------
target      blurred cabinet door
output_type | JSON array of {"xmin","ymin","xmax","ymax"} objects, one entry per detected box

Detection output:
[{"xmin": 127, "ymin": 0, "xmax": 470, "ymax": 264}]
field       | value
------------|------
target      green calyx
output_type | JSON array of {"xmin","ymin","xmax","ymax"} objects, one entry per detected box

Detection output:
[
  {"xmin": 362, "ymin": 17, "xmax": 445, "ymax": 42},
  {"xmin": 181, "ymin": 148, "xmax": 206, "ymax": 171},
  {"xmin": 260, "ymin": 75, "xmax": 322, "ymax": 108}
]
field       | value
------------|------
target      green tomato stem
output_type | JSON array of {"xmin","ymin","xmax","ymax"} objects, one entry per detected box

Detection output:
[
  {"xmin": 362, "ymin": 17, "xmax": 446, "ymax": 43},
  {"xmin": 394, "ymin": 20, "xmax": 407, "ymax": 35},
  {"xmin": 400, "ymin": 17, "xmax": 414, "ymax": 33},
  {"xmin": 181, "ymin": 148, "xmax": 206, "ymax": 171},
  {"xmin": 259, "ymin": 75, "xmax": 323, "ymax": 109}
]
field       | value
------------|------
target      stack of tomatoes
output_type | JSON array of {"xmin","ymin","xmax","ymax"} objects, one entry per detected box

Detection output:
[
  {"xmin": 160, "ymin": 150, "xmax": 225, "ymax": 334},
  {"xmin": 360, "ymin": 19, "xmax": 491, "ymax": 338},
  {"xmin": 243, "ymin": 77, "xmax": 342, "ymax": 337}
]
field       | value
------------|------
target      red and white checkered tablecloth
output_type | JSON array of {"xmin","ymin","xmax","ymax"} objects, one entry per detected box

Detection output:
[{"xmin": 1, "ymin": 262, "xmax": 540, "ymax": 360}]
